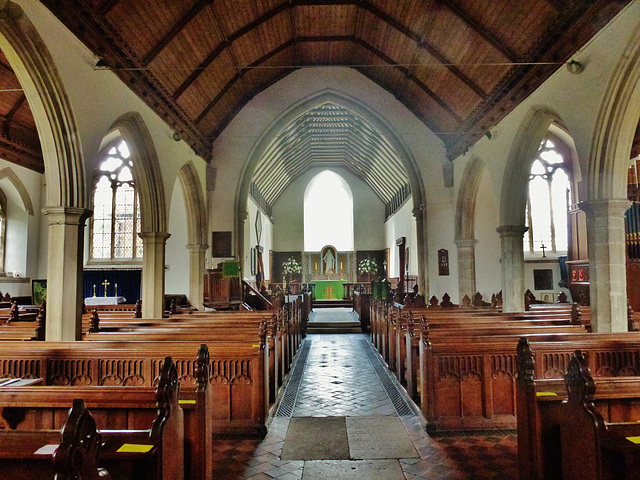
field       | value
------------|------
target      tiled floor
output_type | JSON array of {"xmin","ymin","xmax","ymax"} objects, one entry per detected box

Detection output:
[{"xmin": 213, "ymin": 329, "xmax": 518, "ymax": 479}]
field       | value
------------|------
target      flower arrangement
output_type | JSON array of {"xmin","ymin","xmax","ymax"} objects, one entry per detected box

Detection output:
[
  {"xmin": 282, "ymin": 257, "xmax": 302, "ymax": 275},
  {"xmin": 358, "ymin": 257, "xmax": 378, "ymax": 274}
]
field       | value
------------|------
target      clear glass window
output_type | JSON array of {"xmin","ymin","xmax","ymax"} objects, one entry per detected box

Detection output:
[
  {"xmin": 525, "ymin": 136, "xmax": 572, "ymax": 254},
  {"xmin": 91, "ymin": 139, "xmax": 142, "ymax": 261}
]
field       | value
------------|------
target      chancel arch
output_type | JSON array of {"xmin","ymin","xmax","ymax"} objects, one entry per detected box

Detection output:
[{"xmin": 236, "ymin": 90, "xmax": 429, "ymax": 294}]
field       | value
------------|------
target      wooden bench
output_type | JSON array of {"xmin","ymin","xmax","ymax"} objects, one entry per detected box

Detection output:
[
  {"xmin": 0, "ymin": 355, "xmax": 184, "ymax": 479},
  {"xmin": 0, "ymin": 398, "xmax": 108, "ymax": 479},
  {"xmin": 560, "ymin": 351, "xmax": 640, "ymax": 480},
  {"xmin": 0, "ymin": 340, "xmax": 267, "ymax": 435},
  {"xmin": 516, "ymin": 342, "xmax": 640, "ymax": 479},
  {"xmin": 0, "ymin": 344, "xmax": 212, "ymax": 480}
]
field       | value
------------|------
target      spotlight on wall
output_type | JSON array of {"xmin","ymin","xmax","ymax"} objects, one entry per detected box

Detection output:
[
  {"xmin": 566, "ymin": 59, "xmax": 584, "ymax": 75},
  {"xmin": 94, "ymin": 58, "xmax": 109, "ymax": 70},
  {"xmin": 172, "ymin": 131, "xmax": 183, "ymax": 142}
]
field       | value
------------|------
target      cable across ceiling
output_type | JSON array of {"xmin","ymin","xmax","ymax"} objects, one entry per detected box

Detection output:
[{"xmin": 252, "ymin": 102, "xmax": 410, "ymax": 206}]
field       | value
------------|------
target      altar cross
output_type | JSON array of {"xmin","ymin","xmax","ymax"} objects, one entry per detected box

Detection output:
[
  {"xmin": 326, "ymin": 285, "xmax": 334, "ymax": 299},
  {"xmin": 102, "ymin": 279, "xmax": 110, "ymax": 297}
]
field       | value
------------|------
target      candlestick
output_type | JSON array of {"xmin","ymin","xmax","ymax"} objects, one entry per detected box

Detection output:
[
  {"xmin": 92, "ymin": 284, "xmax": 96, "ymax": 297},
  {"xmin": 115, "ymin": 283, "xmax": 118, "ymax": 297}
]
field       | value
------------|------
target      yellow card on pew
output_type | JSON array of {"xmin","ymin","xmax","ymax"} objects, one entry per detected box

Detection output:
[
  {"xmin": 179, "ymin": 399, "xmax": 196, "ymax": 405},
  {"xmin": 252, "ymin": 344, "xmax": 260, "ymax": 348},
  {"xmin": 117, "ymin": 444, "xmax": 154, "ymax": 453},
  {"xmin": 536, "ymin": 392, "xmax": 558, "ymax": 397},
  {"xmin": 626, "ymin": 436, "xmax": 640, "ymax": 444}
]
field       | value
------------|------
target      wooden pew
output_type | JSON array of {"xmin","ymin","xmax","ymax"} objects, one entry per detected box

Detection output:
[
  {"xmin": 0, "ymin": 344, "xmax": 212, "ymax": 480},
  {"xmin": 0, "ymin": 340, "xmax": 267, "ymax": 435},
  {"xmin": 0, "ymin": 398, "xmax": 109, "ymax": 479},
  {"xmin": 560, "ymin": 351, "xmax": 640, "ymax": 480},
  {"xmin": 516, "ymin": 341, "xmax": 640, "ymax": 480},
  {"xmin": 0, "ymin": 355, "xmax": 183, "ymax": 480}
]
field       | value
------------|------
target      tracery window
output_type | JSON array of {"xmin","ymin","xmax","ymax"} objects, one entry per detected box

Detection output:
[
  {"xmin": 524, "ymin": 136, "xmax": 572, "ymax": 255},
  {"xmin": 91, "ymin": 139, "xmax": 143, "ymax": 260}
]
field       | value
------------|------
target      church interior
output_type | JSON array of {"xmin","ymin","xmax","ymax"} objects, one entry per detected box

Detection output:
[{"xmin": 0, "ymin": 0, "xmax": 640, "ymax": 478}]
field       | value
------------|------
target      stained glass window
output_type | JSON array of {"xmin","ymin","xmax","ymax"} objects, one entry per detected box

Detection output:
[
  {"xmin": 91, "ymin": 139, "xmax": 142, "ymax": 260},
  {"xmin": 524, "ymin": 137, "xmax": 572, "ymax": 254}
]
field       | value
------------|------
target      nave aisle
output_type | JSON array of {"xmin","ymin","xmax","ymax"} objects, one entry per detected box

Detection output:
[{"xmin": 213, "ymin": 332, "xmax": 517, "ymax": 479}]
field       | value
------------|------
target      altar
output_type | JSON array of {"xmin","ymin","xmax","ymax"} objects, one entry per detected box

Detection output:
[
  {"xmin": 311, "ymin": 280, "xmax": 346, "ymax": 300},
  {"xmin": 85, "ymin": 296, "xmax": 127, "ymax": 306}
]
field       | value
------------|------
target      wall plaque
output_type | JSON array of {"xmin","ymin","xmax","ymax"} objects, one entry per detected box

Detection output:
[
  {"xmin": 438, "ymin": 249, "xmax": 449, "ymax": 276},
  {"xmin": 212, "ymin": 231, "xmax": 232, "ymax": 257}
]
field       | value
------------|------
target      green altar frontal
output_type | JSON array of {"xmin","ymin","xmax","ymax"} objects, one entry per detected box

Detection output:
[{"xmin": 311, "ymin": 280, "xmax": 346, "ymax": 300}]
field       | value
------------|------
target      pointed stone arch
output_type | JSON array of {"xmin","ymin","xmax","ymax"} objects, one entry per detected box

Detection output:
[
  {"xmin": 0, "ymin": 167, "xmax": 34, "ymax": 215},
  {"xmin": 104, "ymin": 112, "xmax": 169, "ymax": 318},
  {"xmin": 0, "ymin": 1, "xmax": 88, "ymax": 340},
  {"xmin": 581, "ymin": 26, "xmax": 640, "ymax": 332},
  {"xmin": 235, "ymin": 89, "xmax": 429, "ymax": 293},
  {"xmin": 107, "ymin": 112, "xmax": 167, "ymax": 234},
  {"xmin": 454, "ymin": 157, "xmax": 485, "ymax": 300},
  {"xmin": 499, "ymin": 106, "xmax": 565, "ymax": 312},
  {"xmin": 178, "ymin": 161, "xmax": 207, "ymax": 309}
]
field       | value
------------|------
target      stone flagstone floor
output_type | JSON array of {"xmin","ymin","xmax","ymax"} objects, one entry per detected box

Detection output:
[{"xmin": 213, "ymin": 329, "xmax": 517, "ymax": 479}]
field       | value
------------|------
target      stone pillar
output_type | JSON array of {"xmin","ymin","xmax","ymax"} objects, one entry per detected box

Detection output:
[
  {"xmin": 187, "ymin": 244, "xmax": 207, "ymax": 311},
  {"xmin": 455, "ymin": 238, "xmax": 477, "ymax": 300},
  {"xmin": 497, "ymin": 225, "xmax": 528, "ymax": 312},
  {"xmin": 580, "ymin": 199, "xmax": 630, "ymax": 332},
  {"xmin": 413, "ymin": 207, "xmax": 429, "ymax": 295},
  {"xmin": 42, "ymin": 207, "xmax": 91, "ymax": 341},
  {"xmin": 139, "ymin": 232, "xmax": 171, "ymax": 318}
]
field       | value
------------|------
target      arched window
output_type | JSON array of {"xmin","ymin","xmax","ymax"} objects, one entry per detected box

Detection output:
[
  {"xmin": 304, "ymin": 170, "xmax": 354, "ymax": 251},
  {"xmin": 91, "ymin": 139, "xmax": 143, "ymax": 260},
  {"xmin": 524, "ymin": 135, "xmax": 572, "ymax": 254}
]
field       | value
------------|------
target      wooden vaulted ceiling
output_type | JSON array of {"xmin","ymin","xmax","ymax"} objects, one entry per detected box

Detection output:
[
  {"xmin": 0, "ymin": 0, "xmax": 632, "ymax": 177},
  {"xmin": 252, "ymin": 102, "xmax": 410, "ymax": 205},
  {"xmin": 0, "ymin": 51, "xmax": 42, "ymax": 173}
]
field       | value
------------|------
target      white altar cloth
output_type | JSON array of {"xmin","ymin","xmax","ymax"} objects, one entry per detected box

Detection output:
[{"xmin": 85, "ymin": 296, "xmax": 126, "ymax": 306}]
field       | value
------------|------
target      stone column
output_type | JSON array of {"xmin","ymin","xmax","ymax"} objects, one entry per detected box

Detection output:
[
  {"xmin": 497, "ymin": 225, "xmax": 528, "ymax": 312},
  {"xmin": 187, "ymin": 243, "xmax": 207, "ymax": 311},
  {"xmin": 139, "ymin": 232, "xmax": 171, "ymax": 318},
  {"xmin": 580, "ymin": 199, "xmax": 630, "ymax": 332},
  {"xmin": 455, "ymin": 238, "xmax": 477, "ymax": 300},
  {"xmin": 42, "ymin": 207, "xmax": 91, "ymax": 341},
  {"xmin": 413, "ymin": 207, "xmax": 429, "ymax": 295}
]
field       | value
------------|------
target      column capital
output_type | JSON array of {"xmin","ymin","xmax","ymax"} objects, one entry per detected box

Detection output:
[
  {"xmin": 496, "ymin": 225, "xmax": 528, "ymax": 239},
  {"xmin": 186, "ymin": 243, "xmax": 208, "ymax": 253},
  {"xmin": 412, "ymin": 206, "xmax": 425, "ymax": 219},
  {"xmin": 578, "ymin": 199, "xmax": 631, "ymax": 219},
  {"xmin": 455, "ymin": 238, "xmax": 478, "ymax": 248},
  {"xmin": 138, "ymin": 231, "xmax": 171, "ymax": 244},
  {"xmin": 42, "ymin": 206, "xmax": 92, "ymax": 225}
]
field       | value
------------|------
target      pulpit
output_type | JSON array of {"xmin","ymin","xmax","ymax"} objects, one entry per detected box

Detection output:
[{"xmin": 204, "ymin": 262, "xmax": 242, "ymax": 309}]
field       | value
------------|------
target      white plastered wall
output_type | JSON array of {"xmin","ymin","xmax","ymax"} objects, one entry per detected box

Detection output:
[
  {"xmin": 0, "ymin": 159, "xmax": 43, "ymax": 297},
  {"xmin": 165, "ymin": 179, "xmax": 189, "ymax": 294},
  {"xmin": 272, "ymin": 167, "xmax": 385, "ymax": 253},
  {"xmin": 451, "ymin": 1, "xmax": 640, "ymax": 298}
]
